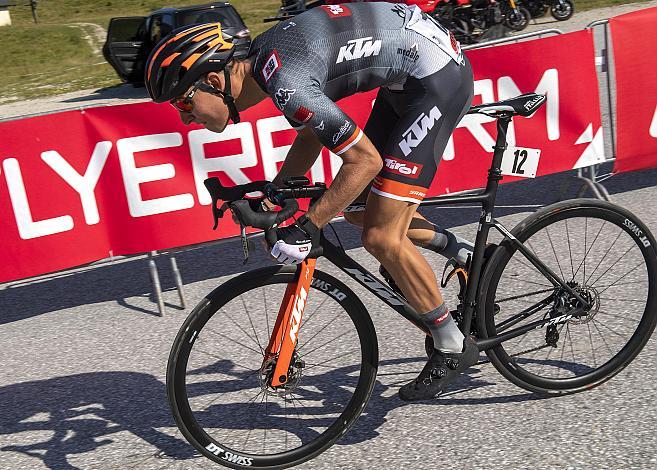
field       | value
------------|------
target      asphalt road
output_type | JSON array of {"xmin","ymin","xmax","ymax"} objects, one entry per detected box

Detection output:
[{"xmin": 1, "ymin": 165, "xmax": 657, "ymax": 469}]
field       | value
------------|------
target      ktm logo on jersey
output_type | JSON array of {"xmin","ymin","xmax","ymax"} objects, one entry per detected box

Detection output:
[
  {"xmin": 399, "ymin": 106, "xmax": 442, "ymax": 156},
  {"xmin": 336, "ymin": 37, "xmax": 382, "ymax": 64},
  {"xmin": 321, "ymin": 4, "xmax": 351, "ymax": 17}
]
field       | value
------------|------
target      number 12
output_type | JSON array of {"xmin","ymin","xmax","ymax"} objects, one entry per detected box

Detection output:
[{"xmin": 513, "ymin": 149, "xmax": 528, "ymax": 174}]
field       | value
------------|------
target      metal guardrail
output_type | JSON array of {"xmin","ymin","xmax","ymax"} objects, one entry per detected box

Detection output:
[{"xmin": 462, "ymin": 28, "xmax": 564, "ymax": 50}]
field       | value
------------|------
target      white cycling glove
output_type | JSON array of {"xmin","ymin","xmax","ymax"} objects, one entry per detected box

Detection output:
[{"xmin": 270, "ymin": 215, "xmax": 320, "ymax": 265}]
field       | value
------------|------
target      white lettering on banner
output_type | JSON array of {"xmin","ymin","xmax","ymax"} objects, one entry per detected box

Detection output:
[
  {"xmin": 650, "ymin": 105, "xmax": 657, "ymax": 138},
  {"xmin": 41, "ymin": 141, "xmax": 112, "ymax": 225},
  {"xmin": 443, "ymin": 69, "xmax": 559, "ymax": 160},
  {"xmin": 189, "ymin": 124, "xmax": 258, "ymax": 205},
  {"xmin": 336, "ymin": 37, "xmax": 382, "ymax": 64},
  {"xmin": 256, "ymin": 116, "xmax": 325, "ymax": 182},
  {"xmin": 2, "ymin": 158, "xmax": 74, "ymax": 239},
  {"xmin": 117, "ymin": 133, "xmax": 194, "ymax": 217},
  {"xmin": 498, "ymin": 68, "xmax": 559, "ymax": 140}
]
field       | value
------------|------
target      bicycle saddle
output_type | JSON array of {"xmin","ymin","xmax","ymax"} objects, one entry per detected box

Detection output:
[{"xmin": 467, "ymin": 93, "xmax": 546, "ymax": 118}]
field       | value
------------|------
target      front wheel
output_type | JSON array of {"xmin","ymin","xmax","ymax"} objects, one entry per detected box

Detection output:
[
  {"xmin": 478, "ymin": 199, "xmax": 657, "ymax": 395},
  {"xmin": 551, "ymin": 0, "xmax": 574, "ymax": 20},
  {"xmin": 505, "ymin": 6, "xmax": 531, "ymax": 31},
  {"xmin": 167, "ymin": 266, "xmax": 378, "ymax": 468}
]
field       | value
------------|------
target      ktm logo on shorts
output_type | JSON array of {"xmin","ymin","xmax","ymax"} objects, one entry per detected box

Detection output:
[
  {"xmin": 398, "ymin": 106, "xmax": 442, "ymax": 156},
  {"xmin": 384, "ymin": 157, "xmax": 423, "ymax": 179}
]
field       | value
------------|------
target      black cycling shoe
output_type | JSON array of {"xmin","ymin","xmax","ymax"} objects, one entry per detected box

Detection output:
[
  {"xmin": 379, "ymin": 265, "xmax": 406, "ymax": 299},
  {"xmin": 399, "ymin": 336, "xmax": 479, "ymax": 402}
]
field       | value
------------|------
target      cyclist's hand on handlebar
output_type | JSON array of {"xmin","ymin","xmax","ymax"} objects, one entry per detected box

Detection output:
[{"xmin": 270, "ymin": 215, "xmax": 320, "ymax": 265}]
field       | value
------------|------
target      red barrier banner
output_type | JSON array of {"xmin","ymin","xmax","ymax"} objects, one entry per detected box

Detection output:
[
  {"xmin": 610, "ymin": 6, "xmax": 657, "ymax": 173},
  {"xmin": 0, "ymin": 30, "xmax": 602, "ymax": 283}
]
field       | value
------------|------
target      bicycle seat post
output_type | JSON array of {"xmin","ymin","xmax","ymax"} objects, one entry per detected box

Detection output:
[{"xmin": 459, "ymin": 115, "xmax": 512, "ymax": 334}]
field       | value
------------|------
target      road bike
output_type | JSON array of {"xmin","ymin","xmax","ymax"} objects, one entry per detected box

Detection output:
[{"xmin": 166, "ymin": 93, "xmax": 657, "ymax": 469}]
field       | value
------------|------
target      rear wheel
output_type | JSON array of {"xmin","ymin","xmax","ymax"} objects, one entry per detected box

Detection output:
[
  {"xmin": 479, "ymin": 199, "xmax": 657, "ymax": 395},
  {"xmin": 167, "ymin": 266, "xmax": 378, "ymax": 468}
]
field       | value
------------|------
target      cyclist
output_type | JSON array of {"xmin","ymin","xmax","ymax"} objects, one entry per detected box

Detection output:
[{"xmin": 145, "ymin": 2, "xmax": 477, "ymax": 401}]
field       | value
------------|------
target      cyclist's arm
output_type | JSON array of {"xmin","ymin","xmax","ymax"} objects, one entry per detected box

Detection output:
[
  {"xmin": 272, "ymin": 127, "xmax": 324, "ymax": 187},
  {"xmin": 305, "ymin": 133, "xmax": 381, "ymax": 227}
]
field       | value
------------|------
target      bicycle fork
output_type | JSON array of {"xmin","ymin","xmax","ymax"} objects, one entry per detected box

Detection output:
[{"xmin": 264, "ymin": 259, "xmax": 316, "ymax": 387}]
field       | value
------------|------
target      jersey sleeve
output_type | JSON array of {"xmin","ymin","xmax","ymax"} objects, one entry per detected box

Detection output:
[{"xmin": 271, "ymin": 84, "xmax": 363, "ymax": 156}]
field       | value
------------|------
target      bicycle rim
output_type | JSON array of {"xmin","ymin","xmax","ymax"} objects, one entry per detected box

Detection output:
[
  {"xmin": 481, "ymin": 201, "xmax": 657, "ymax": 394},
  {"xmin": 167, "ymin": 267, "xmax": 378, "ymax": 468}
]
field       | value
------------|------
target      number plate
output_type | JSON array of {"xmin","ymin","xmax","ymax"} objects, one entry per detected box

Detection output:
[{"xmin": 501, "ymin": 146, "xmax": 541, "ymax": 178}]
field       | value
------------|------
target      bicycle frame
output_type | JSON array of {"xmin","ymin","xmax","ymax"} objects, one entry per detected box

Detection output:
[{"xmin": 267, "ymin": 116, "xmax": 592, "ymax": 385}]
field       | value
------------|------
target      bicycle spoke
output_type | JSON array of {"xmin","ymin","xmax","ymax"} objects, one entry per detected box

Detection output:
[
  {"xmin": 218, "ymin": 307, "xmax": 263, "ymax": 352},
  {"xmin": 299, "ymin": 294, "xmax": 330, "ymax": 333},
  {"xmin": 190, "ymin": 346, "xmax": 253, "ymax": 372},
  {"xmin": 565, "ymin": 218, "xmax": 576, "ymax": 281},
  {"xmin": 594, "ymin": 260, "xmax": 645, "ymax": 295},
  {"xmin": 301, "ymin": 331, "xmax": 356, "ymax": 359},
  {"xmin": 263, "ymin": 287, "xmax": 271, "ymax": 348},
  {"xmin": 590, "ymin": 319, "xmax": 615, "ymax": 356},
  {"xmin": 241, "ymin": 294, "xmax": 265, "ymax": 355},
  {"xmin": 297, "ymin": 310, "xmax": 344, "ymax": 353},
  {"xmin": 303, "ymin": 349, "xmax": 361, "ymax": 372},
  {"xmin": 587, "ymin": 321, "xmax": 597, "ymax": 369},
  {"xmin": 584, "ymin": 228, "xmax": 625, "ymax": 286},
  {"xmin": 545, "ymin": 226, "xmax": 566, "ymax": 281},
  {"xmin": 573, "ymin": 218, "xmax": 607, "ymax": 281},
  {"xmin": 203, "ymin": 326, "xmax": 263, "ymax": 356}
]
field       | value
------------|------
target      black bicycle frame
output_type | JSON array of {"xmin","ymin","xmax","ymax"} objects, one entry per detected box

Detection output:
[{"xmin": 318, "ymin": 116, "xmax": 592, "ymax": 352}]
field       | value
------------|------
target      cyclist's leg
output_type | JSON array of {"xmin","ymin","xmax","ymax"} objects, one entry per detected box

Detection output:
[
  {"xmin": 362, "ymin": 194, "xmax": 443, "ymax": 312},
  {"xmin": 345, "ymin": 82, "xmax": 473, "ymax": 265},
  {"xmin": 363, "ymin": 57, "xmax": 473, "ymax": 338},
  {"xmin": 370, "ymin": 58, "xmax": 478, "ymax": 401}
]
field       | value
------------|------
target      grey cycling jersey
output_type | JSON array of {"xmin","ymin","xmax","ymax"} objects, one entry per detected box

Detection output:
[{"xmin": 251, "ymin": 2, "xmax": 465, "ymax": 155}]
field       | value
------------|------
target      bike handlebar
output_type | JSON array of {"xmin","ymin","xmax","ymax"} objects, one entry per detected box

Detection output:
[{"xmin": 203, "ymin": 176, "xmax": 327, "ymax": 248}]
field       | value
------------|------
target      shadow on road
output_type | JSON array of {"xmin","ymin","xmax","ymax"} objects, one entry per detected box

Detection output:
[
  {"xmin": 0, "ymin": 355, "xmax": 558, "ymax": 468},
  {"xmin": 1, "ymin": 166, "xmax": 655, "ymax": 323}
]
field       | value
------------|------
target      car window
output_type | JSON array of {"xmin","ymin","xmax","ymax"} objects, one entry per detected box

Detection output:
[
  {"xmin": 150, "ymin": 15, "xmax": 162, "ymax": 44},
  {"xmin": 178, "ymin": 8, "xmax": 243, "ymax": 28},
  {"xmin": 108, "ymin": 17, "xmax": 146, "ymax": 42}
]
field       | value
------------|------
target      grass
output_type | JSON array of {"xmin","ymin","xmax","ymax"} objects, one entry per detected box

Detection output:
[{"xmin": 0, "ymin": 0, "xmax": 652, "ymax": 102}]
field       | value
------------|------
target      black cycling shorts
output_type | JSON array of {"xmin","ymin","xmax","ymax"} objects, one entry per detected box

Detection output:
[{"xmin": 364, "ymin": 56, "xmax": 474, "ymax": 204}]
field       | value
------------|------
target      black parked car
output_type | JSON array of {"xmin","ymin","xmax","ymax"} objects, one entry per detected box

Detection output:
[{"xmin": 103, "ymin": 2, "xmax": 251, "ymax": 84}]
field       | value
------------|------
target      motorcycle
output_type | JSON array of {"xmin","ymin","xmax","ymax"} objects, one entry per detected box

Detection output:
[{"xmin": 521, "ymin": 0, "xmax": 574, "ymax": 21}]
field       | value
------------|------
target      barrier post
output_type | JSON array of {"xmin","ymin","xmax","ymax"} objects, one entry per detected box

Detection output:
[
  {"xmin": 148, "ymin": 251, "xmax": 165, "ymax": 316},
  {"xmin": 170, "ymin": 256, "xmax": 186, "ymax": 309}
]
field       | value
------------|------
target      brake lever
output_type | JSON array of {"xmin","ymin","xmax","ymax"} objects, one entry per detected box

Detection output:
[
  {"xmin": 240, "ymin": 224, "xmax": 250, "ymax": 264},
  {"xmin": 211, "ymin": 201, "xmax": 229, "ymax": 230}
]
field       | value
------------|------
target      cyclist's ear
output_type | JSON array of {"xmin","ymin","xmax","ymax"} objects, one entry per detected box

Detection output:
[{"xmin": 206, "ymin": 71, "xmax": 223, "ymax": 88}]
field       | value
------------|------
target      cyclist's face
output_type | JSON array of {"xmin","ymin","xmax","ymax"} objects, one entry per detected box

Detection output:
[{"xmin": 176, "ymin": 73, "xmax": 230, "ymax": 133}]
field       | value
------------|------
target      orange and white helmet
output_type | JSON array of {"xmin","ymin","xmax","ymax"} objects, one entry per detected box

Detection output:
[{"xmin": 145, "ymin": 22, "xmax": 237, "ymax": 103}]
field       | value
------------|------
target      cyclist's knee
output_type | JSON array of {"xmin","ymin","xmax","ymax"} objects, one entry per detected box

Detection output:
[{"xmin": 361, "ymin": 227, "xmax": 402, "ymax": 260}]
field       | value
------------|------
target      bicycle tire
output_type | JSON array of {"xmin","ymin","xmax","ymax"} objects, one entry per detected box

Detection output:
[
  {"xmin": 167, "ymin": 265, "xmax": 378, "ymax": 469},
  {"xmin": 478, "ymin": 199, "xmax": 657, "ymax": 395}
]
